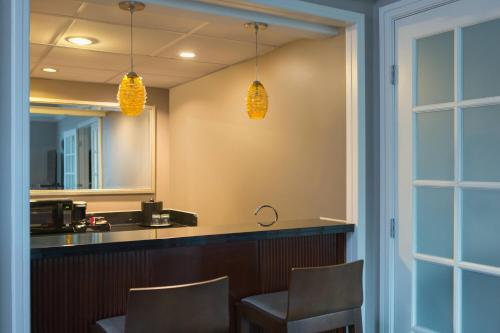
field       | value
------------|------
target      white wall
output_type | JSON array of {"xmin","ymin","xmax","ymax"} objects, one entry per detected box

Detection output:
[
  {"xmin": 302, "ymin": 1, "xmax": 380, "ymax": 332},
  {"xmin": 169, "ymin": 35, "xmax": 346, "ymax": 225}
]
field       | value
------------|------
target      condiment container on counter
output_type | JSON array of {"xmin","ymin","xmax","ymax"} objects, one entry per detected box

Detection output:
[
  {"xmin": 141, "ymin": 199, "xmax": 163, "ymax": 226},
  {"xmin": 160, "ymin": 213, "xmax": 170, "ymax": 225}
]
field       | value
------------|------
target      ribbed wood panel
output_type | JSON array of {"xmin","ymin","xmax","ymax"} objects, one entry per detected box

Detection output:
[
  {"xmin": 258, "ymin": 233, "xmax": 345, "ymax": 292},
  {"xmin": 31, "ymin": 234, "xmax": 347, "ymax": 333},
  {"xmin": 31, "ymin": 250, "xmax": 150, "ymax": 333}
]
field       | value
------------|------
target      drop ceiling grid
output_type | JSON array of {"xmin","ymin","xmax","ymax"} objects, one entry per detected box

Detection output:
[
  {"xmin": 30, "ymin": 7, "xmax": 278, "ymax": 58},
  {"xmin": 30, "ymin": 0, "xmax": 89, "ymax": 75},
  {"xmin": 30, "ymin": 0, "xmax": 332, "ymax": 88},
  {"xmin": 30, "ymin": 6, "xmax": 265, "ymax": 87}
]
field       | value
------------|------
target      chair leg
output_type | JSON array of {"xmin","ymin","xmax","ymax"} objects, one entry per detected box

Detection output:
[
  {"xmin": 238, "ymin": 318, "xmax": 251, "ymax": 333},
  {"xmin": 353, "ymin": 309, "xmax": 363, "ymax": 333},
  {"xmin": 236, "ymin": 306, "xmax": 251, "ymax": 333}
]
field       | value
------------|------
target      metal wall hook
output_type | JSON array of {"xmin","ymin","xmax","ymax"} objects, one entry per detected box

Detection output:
[{"xmin": 254, "ymin": 204, "xmax": 278, "ymax": 227}]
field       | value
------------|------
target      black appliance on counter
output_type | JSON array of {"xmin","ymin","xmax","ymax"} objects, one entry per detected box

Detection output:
[
  {"xmin": 72, "ymin": 201, "xmax": 87, "ymax": 222},
  {"xmin": 141, "ymin": 199, "xmax": 163, "ymax": 226},
  {"xmin": 30, "ymin": 199, "xmax": 74, "ymax": 234},
  {"xmin": 30, "ymin": 199, "xmax": 92, "ymax": 235}
]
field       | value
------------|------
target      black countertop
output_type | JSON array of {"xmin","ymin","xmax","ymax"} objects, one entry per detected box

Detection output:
[{"xmin": 31, "ymin": 218, "xmax": 354, "ymax": 258}]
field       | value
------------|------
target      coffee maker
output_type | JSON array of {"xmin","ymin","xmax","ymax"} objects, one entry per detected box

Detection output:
[{"xmin": 141, "ymin": 199, "xmax": 163, "ymax": 226}]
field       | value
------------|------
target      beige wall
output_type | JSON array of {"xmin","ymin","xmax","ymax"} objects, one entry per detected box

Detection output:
[
  {"xmin": 30, "ymin": 78, "xmax": 170, "ymax": 212},
  {"xmin": 101, "ymin": 110, "xmax": 152, "ymax": 189},
  {"xmin": 169, "ymin": 34, "xmax": 346, "ymax": 225},
  {"xmin": 30, "ymin": 34, "xmax": 346, "ymax": 219}
]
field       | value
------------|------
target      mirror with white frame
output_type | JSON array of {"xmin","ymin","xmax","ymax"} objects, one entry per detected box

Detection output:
[{"xmin": 29, "ymin": 99, "xmax": 155, "ymax": 195}]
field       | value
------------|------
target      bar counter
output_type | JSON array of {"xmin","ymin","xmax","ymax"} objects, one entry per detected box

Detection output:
[
  {"xmin": 31, "ymin": 218, "xmax": 354, "ymax": 257},
  {"xmin": 31, "ymin": 219, "xmax": 354, "ymax": 333}
]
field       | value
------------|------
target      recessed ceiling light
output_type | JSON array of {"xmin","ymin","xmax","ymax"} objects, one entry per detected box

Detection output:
[
  {"xmin": 179, "ymin": 51, "xmax": 196, "ymax": 59},
  {"xmin": 65, "ymin": 36, "xmax": 97, "ymax": 46},
  {"xmin": 42, "ymin": 67, "xmax": 57, "ymax": 73}
]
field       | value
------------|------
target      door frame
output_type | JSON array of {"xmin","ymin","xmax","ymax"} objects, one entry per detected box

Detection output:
[
  {"xmin": 74, "ymin": 117, "xmax": 102, "ymax": 190},
  {"xmin": 63, "ymin": 128, "xmax": 78, "ymax": 189},
  {"xmin": 1, "ymin": 0, "xmax": 30, "ymax": 332},
  {"xmin": 378, "ymin": 1, "xmax": 459, "ymax": 332},
  {"xmin": 4, "ymin": 0, "xmax": 367, "ymax": 331}
]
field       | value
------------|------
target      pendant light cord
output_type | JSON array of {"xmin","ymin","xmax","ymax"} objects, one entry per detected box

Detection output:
[
  {"xmin": 255, "ymin": 24, "xmax": 259, "ymax": 81},
  {"xmin": 130, "ymin": 7, "xmax": 134, "ymax": 73}
]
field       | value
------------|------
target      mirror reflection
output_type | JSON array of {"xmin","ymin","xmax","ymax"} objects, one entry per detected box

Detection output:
[{"xmin": 30, "ymin": 102, "xmax": 154, "ymax": 192}]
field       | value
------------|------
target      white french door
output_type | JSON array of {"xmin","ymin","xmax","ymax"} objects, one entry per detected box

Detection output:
[
  {"xmin": 394, "ymin": 0, "xmax": 500, "ymax": 332},
  {"xmin": 90, "ymin": 120, "xmax": 101, "ymax": 189},
  {"xmin": 63, "ymin": 128, "xmax": 77, "ymax": 189}
]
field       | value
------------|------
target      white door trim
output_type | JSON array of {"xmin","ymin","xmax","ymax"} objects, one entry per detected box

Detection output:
[
  {"xmin": 8, "ymin": 0, "xmax": 366, "ymax": 331},
  {"xmin": 1, "ymin": 0, "xmax": 31, "ymax": 332},
  {"xmin": 379, "ymin": 1, "xmax": 459, "ymax": 333}
]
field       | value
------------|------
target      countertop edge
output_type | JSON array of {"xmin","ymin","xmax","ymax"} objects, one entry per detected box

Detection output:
[{"xmin": 31, "ymin": 222, "xmax": 355, "ymax": 258}]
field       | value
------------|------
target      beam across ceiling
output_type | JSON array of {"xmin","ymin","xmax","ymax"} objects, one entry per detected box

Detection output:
[{"xmin": 139, "ymin": 0, "xmax": 339, "ymax": 36}]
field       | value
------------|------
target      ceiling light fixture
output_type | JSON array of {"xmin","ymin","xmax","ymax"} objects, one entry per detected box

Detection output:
[
  {"xmin": 65, "ymin": 36, "xmax": 97, "ymax": 46},
  {"xmin": 42, "ymin": 67, "xmax": 57, "ymax": 73},
  {"xmin": 117, "ymin": 1, "xmax": 147, "ymax": 117},
  {"xmin": 179, "ymin": 51, "xmax": 196, "ymax": 59},
  {"xmin": 245, "ymin": 22, "xmax": 268, "ymax": 120}
]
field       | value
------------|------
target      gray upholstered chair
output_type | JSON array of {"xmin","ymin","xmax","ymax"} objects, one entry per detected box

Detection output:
[
  {"xmin": 237, "ymin": 261, "xmax": 364, "ymax": 333},
  {"xmin": 93, "ymin": 276, "xmax": 229, "ymax": 333}
]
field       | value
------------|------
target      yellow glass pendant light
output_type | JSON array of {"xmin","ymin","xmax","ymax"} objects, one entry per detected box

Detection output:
[
  {"xmin": 117, "ymin": 1, "xmax": 147, "ymax": 116},
  {"xmin": 245, "ymin": 22, "xmax": 268, "ymax": 120}
]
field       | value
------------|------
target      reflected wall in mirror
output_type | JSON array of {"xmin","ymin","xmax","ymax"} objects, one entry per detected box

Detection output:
[
  {"xmin": 31, "ymin": 114, "xmax": 101, "ymax": 190},
  {"xmin": 30, "ymin": 99, "xmax": 155, "ymax": 194}
]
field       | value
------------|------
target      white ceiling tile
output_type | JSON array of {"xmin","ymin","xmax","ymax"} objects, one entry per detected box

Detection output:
[
  {"xmin": 30, "ymin": 0, "xmax": 83, "ymax": 16},
  {"xmin": 107, "ymin": 73, "xmax": 188, "ymax": 89},
  {"xmin": 79, "ymin": 3, "xmax": 207, "ymax": 33},
  {"xmin": 30, "ymin": 13, "xmax": 72, "ymax": 44},
  {"xmin": 43, "ymin": 47, "xmax": 131, "ymax": 71},
  {"xmin": 56, "ymin": 19, "xmax": 183, "ymax": 55},
  {"xmin": 31, "ymin": 65, "xmax": 119, "ymax": 83},
  {"xmin": 141, "ymin": 74, "xmax": 189, "ymax": 89},
  {"xmin": 134, "ymin": 55, "xmax": 225, "ymax": 78},
  {"xmin": 196, "ymin": 19, "xmax": 329, "ymax": 46},
  {"xmin": 159, "ymin": 35, "xmax": 274, "ymax": 65},
  {"xmin": 31, "ymin": 0, "xmax": 337, "ymax": 87},
  {"xmin": 30, "ymin": 44, "xmax": 51, "ymax": 70}
]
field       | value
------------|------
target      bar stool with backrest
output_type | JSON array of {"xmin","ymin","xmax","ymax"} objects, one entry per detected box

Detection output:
[
  {"xmin": 237, "ymin": 260, "xmax": 363, "ymax": 333},
  {"xmin": 93, "ymin": 276, "xmax": 229, "ymax": 333}
]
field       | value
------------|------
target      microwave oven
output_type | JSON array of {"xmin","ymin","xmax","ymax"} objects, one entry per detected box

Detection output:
[{"xmin": 30, "ymin": 199, "xmax": 75, "ymax": 234}]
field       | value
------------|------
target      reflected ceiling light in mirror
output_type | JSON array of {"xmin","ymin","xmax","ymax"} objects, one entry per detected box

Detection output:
[
  {"xmin": 65, "ymin": 36, "xmax": 97, "ymax": 46},
  {"xmin": 117, "ymin": 1, "xmax": 147, "ymax": 117},
  {"xmin": 245, "ymin": 22, "xmax": 268, "ymax": 120},
  {"xmin": 179, "ymin": 51, "xmax": 196, "ymax": 59},
  {"xmin": 42, "ymin": 67, "xmax": 57, "ymax": 73}
]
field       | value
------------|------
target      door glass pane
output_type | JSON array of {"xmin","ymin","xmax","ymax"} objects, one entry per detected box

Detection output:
[
  {"xmin": 416, "ymin": 111, "xmax": 454, "ymax": 180},
  {"xmin": 462, "ymin": 270, "xmax": 500, "ymax": 332},
  {"xmin": 416, "ymin": 260, "xmax": 453, "ymax": 333},
  {"xmin": 462, "ymin": 189, "xmax": 500, "ymax": 267},
  {"xmin": 463, "ymin": 105, "xmax": 500, "ymax": 181},
  {"xmin": 416, "ymin": 31, "xmax": 454, "ymax": 106},
  {"xmin": 463, "ymin": 18, "xmax": 500, "ymax": 100},
  {"xmin": 416, "ymin": 187, "xmax": 454, "ymax": 258}
]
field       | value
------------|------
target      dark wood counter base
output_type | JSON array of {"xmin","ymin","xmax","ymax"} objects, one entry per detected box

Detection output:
[{"xmin": 32, "ymin": 232, "xmax": 350, "ymax": 332}]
